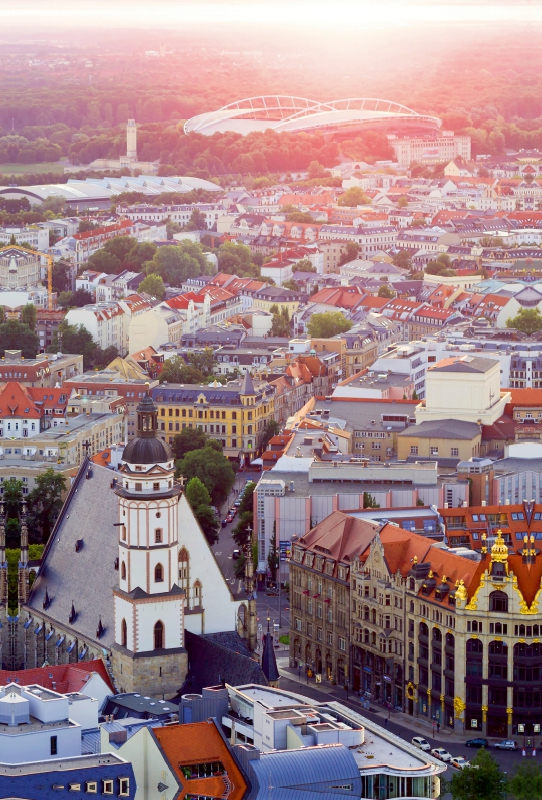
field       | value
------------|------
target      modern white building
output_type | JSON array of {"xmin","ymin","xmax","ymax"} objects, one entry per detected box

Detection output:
[
  {"xmin": 128, "ymin": 295, "xmax": 211, "ymax": 352},
  {"xmin": 0, "ymin": 682, "xmax": 98, "ymax": 764},
  {"xmin": 0, "ymin": 226, "xmax": 49, "ymax": 252}
]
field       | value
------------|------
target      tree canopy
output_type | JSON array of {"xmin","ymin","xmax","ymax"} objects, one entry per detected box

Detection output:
[
  {"xmin": 338, "ymin": 186, "xmax": 372, "ymax": 206},
  {"xmin": 27, "ymin": 468, "xmax": 67, "ymax": 544},
  {"xmin": 48, "ymin": 320, "xmax": 97, "ymax": 368},
  {"xmin": 444, "ymin": 748, "xmax": 505, "ymax": 800},
  {"xmin": 507, "ymin": 307, "xmax": 542, "ymax": 335},
  {"xmin": 176, "ymin": 445, "xmax": 236, "ymax": 506},
  {"xmin": 160, "ymin": 355, "xmax": 205, "ymax": 385},
  {"xmin": 0, "ymin": 319, "xmax": 39, "ymax": 358},
  {"xmin": 307, "ymin": 311, "xmax": 352, "ymax": 338},
  {"xmin": 185, "ymin": 476, "xmax": 219, "ymax": 545},
  {"xmin": 138, "ymin": 273, "xmax": 165, "ymax": 300}
]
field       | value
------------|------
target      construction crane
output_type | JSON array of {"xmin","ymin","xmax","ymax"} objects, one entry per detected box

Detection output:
[{"xmin": 0, "ymin": 244, "xmax": 54, "ymax": 310}]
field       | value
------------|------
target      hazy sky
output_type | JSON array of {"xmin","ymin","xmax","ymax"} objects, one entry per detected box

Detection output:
[{"xmin": 4, "ymin": 0, "xmax": 542, "ymax": 30}]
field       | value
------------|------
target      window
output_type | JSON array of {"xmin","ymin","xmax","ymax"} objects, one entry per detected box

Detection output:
[
  {"xmin": 155, "ymin": 529, "xmax": 163, "ymax": 543},
  {"xmin": 135, "ymin": 482, "xmax": 142, "ymax": 492},
  {"xmin": 339, "ymin": 637, "xmax": 346, "ymax": 651},
  {"xmin": 153, "ymin": 482, "xmax": 160, "ymax": 490},
  {"xmin": 85, "ymin": 782, "xmax": 98, "ymax": 794},
  {"xmin": 155, "ymin": 563, "xmax": 164, "ymax": 582},
  {"xmin": 121, "ymin": 562, "xmax": 126, "ymax": 580},
  {"xmin": 410, "ymin": 446, "xmax": 418, "ymax": 455},
  {"xmin": 327, "ymin": 631, "xmax": 333, "ymax": 645},
  {"xmin": 451, "ymin": 448, "xmax": 459, "ymax": 457},
  {"xmin": 430, "ymin": 447, "xmax": 438, "ymax": 455},
  {"xmin": 50, "ymin": 735, "xmax": 58, "ymax": 755},
  {"xmin": 102, "ymin": 780, "xmax": 114, "ymax": 795},
  {"xmin": 489, "ymin": 591, "xmax": 508, "ymax": 613},
  {"xmin": 119, "ymin": 778, "xmax": 130, "ymax": 797},
  {"xmin": 121, "ymin": 618, "xmax": 127, "ymax": 648},
  {"xmin": 154, "ymin": 620, "xmax": 164, "ymax": 649}
]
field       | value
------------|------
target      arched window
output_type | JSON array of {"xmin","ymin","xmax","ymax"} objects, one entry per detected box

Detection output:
[
  {"xmin": 446, "ymin": 633, "xmax": 455, "ymax": 648},
  {"xmin": 467, "ymin": 638, "xmax": 483, "ymax": 654},
  {"xmin": 489, "ymin": 640, "xmax": 508, "ymax": 656},
  {"xmin": 419, "ymin": 622, "xmax": 429, "ymax": 637},
  {"xmin": 433, "ymin": 627, "xmax": 442, "ymax": 643},
  {"xmin": 518, "ymin": 624, "xmax": 526, "ymax": 637},
  {"xmin": 371, "ymin": 609, "xmax": 376, "ymax": 624},
  {"xmin": 154, "ymin": 621, "xmax": 164, "ymax": 649},
  {"xmin": 155, "ymin": 529, "xmax": 163, "ymax": 543},
  {"xmin": 489, "ymin": 591, "xmax": 508, "ymax": 613},
  {"xmin": 121, "ymin": 618, "xmax": 127, "ymax": 648},
  {"xmin": 178, "ymin": 548, "xmax": 189, "ymax": 588},
  {"xmin": 371, "ymin": 632, "xmax": 376, "ymax": 645},
  {"xmin": 193, "ymin": 580, "xmax": 202, "ymax": 606},
  {"xmin": 121, "ymin": 562, "xmax": 126, "ymax": 580},
  {"xmin": 155, "ymin": 563, "xmax": 164, "ymax": 583}
]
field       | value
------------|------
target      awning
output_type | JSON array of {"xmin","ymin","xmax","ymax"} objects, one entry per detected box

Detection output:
[{"xmin": 250, "ymin": 458, "xmax": 263, "ymax": 466}]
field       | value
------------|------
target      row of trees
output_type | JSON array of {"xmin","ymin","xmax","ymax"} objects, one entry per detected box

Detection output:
[{"xmin": 445, "ymin": 746, "xmax": 542, "ymax": 800}]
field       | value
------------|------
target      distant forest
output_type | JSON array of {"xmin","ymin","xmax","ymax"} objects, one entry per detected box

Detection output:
[{"xmin": 3, "ymin": 27, "xmax": 542, "ymax": 177}]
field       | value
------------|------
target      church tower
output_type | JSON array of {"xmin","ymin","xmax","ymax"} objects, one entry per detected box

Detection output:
[
  {"xmin": 111, "ymin": 392, "xmax": 188, "ymax": 698},
  {"xmin": 126, "ymin": 119, "xmax": 137, "ymax": 161},
  {"xmin": 18, "ymin": 502, "xmax": 29, "ymax": 607}
]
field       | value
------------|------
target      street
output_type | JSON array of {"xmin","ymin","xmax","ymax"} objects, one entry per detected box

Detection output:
[{"xmin": 274, "ymin": 666, "xmax": 532, "ymax": 795}]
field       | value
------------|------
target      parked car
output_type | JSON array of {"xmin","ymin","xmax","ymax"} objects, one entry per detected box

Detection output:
[
  {"xmin": 412, "ymin": 737, "xmax": 431, "ymax": 752},
  {"xmin": 494, "ymin": 740, "xmax": 518, "ymax": 750},
  {"xmin": 226, "ymin": 515, "xmax": 234, "ymax": 523},
  {"xmin": 232, "ymin": 549, "xmax": 240, "ymax": 559},
  {"xmin": 431, "ymin": 747, "xmax": 452, "ymax": 762},
  {"xmin": 466, "ymin": 738, "xmax": 488, "ymax": 748},
  {"xmin": 221, "ymin": 519, "xmax": 228, "ymax": 527},
  {"xmin": 451, "ymin": 756, "xmax": 470, "ymax": 770},
  {"xmin": 234, "ymin": 500, "xmax": 241, "ymax": 507}
]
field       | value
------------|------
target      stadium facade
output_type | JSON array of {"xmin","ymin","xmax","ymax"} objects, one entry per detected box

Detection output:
[{"xmin": 184, "ymin": 96, "xmax": 442, "ymax": 138}]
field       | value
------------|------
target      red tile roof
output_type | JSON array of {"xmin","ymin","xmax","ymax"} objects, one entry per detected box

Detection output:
[{"xmin": 0, "ymin": 660, "xmax": 114, "ymax": 693}]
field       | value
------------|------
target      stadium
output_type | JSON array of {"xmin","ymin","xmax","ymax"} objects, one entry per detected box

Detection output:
[{"xmin": 184, "ymin": 96, "xmax": 442, "ymax": 138}]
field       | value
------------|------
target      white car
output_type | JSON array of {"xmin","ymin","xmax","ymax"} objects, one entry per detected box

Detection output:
[
  {"xmin": 431, "ymin": 747, "xmax": 452, "ymax": 762},
  {"xmin": 451, "ymin": 756, "xmax": 470, "ymax": 770},
  {"xmin": 412, "ymin": 737, "xmax": 431, "ymax": 752}
]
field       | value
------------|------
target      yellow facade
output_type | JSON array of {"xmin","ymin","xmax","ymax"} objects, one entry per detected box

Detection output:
[
  {"xmin": 153, "ymin": 381, "xmax": 276, "ymax": 460},
  {"xmin": 252, "ymin": 298, "xmax": 300, "ymax": 319},
  {"xmin": 397, "ymin": 432, "xmax": 481, "ymax": 461}
]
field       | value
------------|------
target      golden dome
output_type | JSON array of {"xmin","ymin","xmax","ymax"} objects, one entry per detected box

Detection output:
[{"xmin": 490, "ymin": 530, "xmax": 509, "ymax": 564}]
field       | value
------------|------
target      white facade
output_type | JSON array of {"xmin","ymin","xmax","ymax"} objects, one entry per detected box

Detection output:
[
  {"xmin": 65, "ymin": 303, "xmax": 128, "ymax": 355},
  {"xmin": 128, "ymin": 297, "xmax": 210, "ymax": 352},
  {"xmin": 0, "ymin": 227, "xmax": 49, "ymax": 252}
]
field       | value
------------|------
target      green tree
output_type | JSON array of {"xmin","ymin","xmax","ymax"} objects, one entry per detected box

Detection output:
[
  {"xmin": 397, "ymin": 196, "xmax": 409, "ymax": 208},
  {"xmin": 286, "ymin": 211, "xmax": 315, "ymax": 223},
  {"xmin": 104, "ymin": 235, "xmax": 137, "ymax": 262},
  {"xmin": 171, "ymin": 427, "xmax": 208, "ymax": 460},
  {"xmin": 392, "ymin": 249, "xmax": 413, "ymax": 271},
  {"xmin": 185, "ymin": 476, "xmax": 219, "ymax": 545},
  {"xmin": 78, "ymin": 219, "xmax": 99, "ymax": 233},
  {"xmin": 507, "ymin": 762, "xmax": 542, "ymax": 800},
  {"xmin": 239, "ymin": 481, "xmax": 256, "ymax": 516},
  {"xmin": 147, "ymin": 242, "xmax": 211, "ymax": 285},
  {"xmin": 506, "ymin": 308, "xmax": 542, "ymax": 335},
  {"xmin": 363, "ymin": 492, "xmax": 380, "ymax": 509},
  {"xmin": 52, "ymin": 261, "xmax": 70, "ymax": 293},
  {"xmin": 0, "ymin": 307, "xmax": 5, "ymax": 324},
  {"xmin": 125, "ymin": 241, "xmax": 157, "ymax": 268},
  {"xmin": 26, "ymin": 468, "xmax": 67, "ymax": 544},
  {"xmin": 166, "ymin": 220, "xmax": 183, "ymax": 240},
  {"xmin": 262, "ymin": 419, "xmax": 280, "ymax": 450},
  {"xmin": 87, "ymin": 249, "xmax": 121, "ymax": 274},
  {"xmin": 307, "ymin": 311, "xmax": 352, "ymax": 338},
  {"xmin": 138, "ymin": 273, "xmax": 165, "ymax": 300},
  {"xmin": 72, "ymin": 288, "xmax": 94, "ymax": 307},
  {"xmin": 270, "ymin": 306, "xmax": 291, "ymax": 337},
  {"xmin": 176, "ymin": 445, "xmax": 235, "ymax": 506},
  {"xmin": 338, "ymin": 186, "xmax": 371, "ymax": 206},
  {"xmin": 58, "ymin": 291, "xmax": 75, "ymax": 309},
  {"xmin": 267, "ymin": 529, "xmax": 279, "ymax": 581},
  {"xmin": 232, "ymin": 511, "xmax": 254, "ymax": 549},
  {"xmin": 0, "ymin": 319, "xmax": 39, "ymax": 358},
  {"xmin": 47, "ymin": 321, "xmax": 97, "ymax": 368},
  {"xmin": 308, "ymin": 160, "xmax": 326, "ymax": 179},
  {"xmin": 444, "ymin": 748, "xmax": 505, "ymax": 800},
  {"xmin": 283, "ymin": 279, "xmax": 300, "ymax": 291},
  {"xmin": 338, "ymin": 241, "xmax": 359, "ymax": 266},
  {"xmin": 217, "ymin": 241, "xmax": 259, "ymax": 278},
  {"xmin": 187, "ymin": 348, "xmax": 217, "ymax": 378},
  {"xmin": 20, "ymin": 302, "xmax": 36, "ymax": 330},
  {"xmin": 186, "ymin": 208, "xmax": 207, "ymax": 230},
  {"xmin": 160, "ymin": 356, "xmax": 205, "ymax": 384},
  {"xmin": 377, "ymin": 283, "xmax": 395, "ymax": 298},
  {"xmin": 294, "ymin": 258, "xmax": 317, "ymax": 273}
]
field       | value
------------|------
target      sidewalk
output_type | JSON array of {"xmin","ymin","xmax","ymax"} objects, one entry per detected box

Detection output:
[{"xmin": 276, "ymin": 658, "xmax": 473, "ymax": 745}]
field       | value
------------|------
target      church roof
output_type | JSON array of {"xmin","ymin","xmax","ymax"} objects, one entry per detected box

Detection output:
[
  {"xmin": 240, "ymin": 371, "xmax": 255, "ymax": 395},
  {"xmin": 181, "ymin": 631, "xmax": 268, "ymax": 695},
  {"xmin": 25, "ymin": 461, "xmax": 119, "ymax": 650}
]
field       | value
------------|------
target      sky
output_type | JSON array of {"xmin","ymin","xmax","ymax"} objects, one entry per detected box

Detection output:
[{"xmin": 3, "ymin": 0, "xmax": 542, "ymax": 30}]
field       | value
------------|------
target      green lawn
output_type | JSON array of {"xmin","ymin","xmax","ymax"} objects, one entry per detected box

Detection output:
[{"xmin": 0, "ymin": 162, "xmax": 65, "ymax": 175}]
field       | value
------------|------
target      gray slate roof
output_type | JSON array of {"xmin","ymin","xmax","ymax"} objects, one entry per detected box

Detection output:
[
  {"xmin": 398, "ymin": 419, "xmax": 481, "ymax": 439},
  {"xmin": 26, "ymin": 462, "xmax": 119, "ymax": 649},
  {"xmin": 428, "ymin": 355, "xmax": 497, "ymax": 374},
  {"xmin": 248, "ymin": 744, "xmax": 362, "ymax": 800},
  {"xmin": 180, "ymin": 631, "xmax": 267, "ymax": 696}
]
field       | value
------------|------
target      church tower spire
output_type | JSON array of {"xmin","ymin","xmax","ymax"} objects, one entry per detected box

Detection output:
[
  {"xmin": 18, "ymin": 502, "xmax": 29, "ymax": 607},
  {"xmin": 111, "ymin": 391, "xmax": 188, "ymax": 697},
  {"xmin": 0, "ymin": 503, "xmax": 7, "ymax": 609}
]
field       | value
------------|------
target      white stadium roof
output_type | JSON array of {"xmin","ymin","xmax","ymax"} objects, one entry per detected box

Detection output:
[
  {"xmin": 0, "ymin": 175, "xmax": 222, "ymax": 206},
  {"xmin": 184, "ymin": 96, "xmax": 442, "ymax": 137}
]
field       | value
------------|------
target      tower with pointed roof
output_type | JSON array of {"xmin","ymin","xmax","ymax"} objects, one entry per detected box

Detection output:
[
  {"xmin": 111, "ymin": 392, "xmax": 188, "ymax": 697},
  {"xmin": 261, "ymin": 617, "xmax": 279, "ymax": 687}
]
